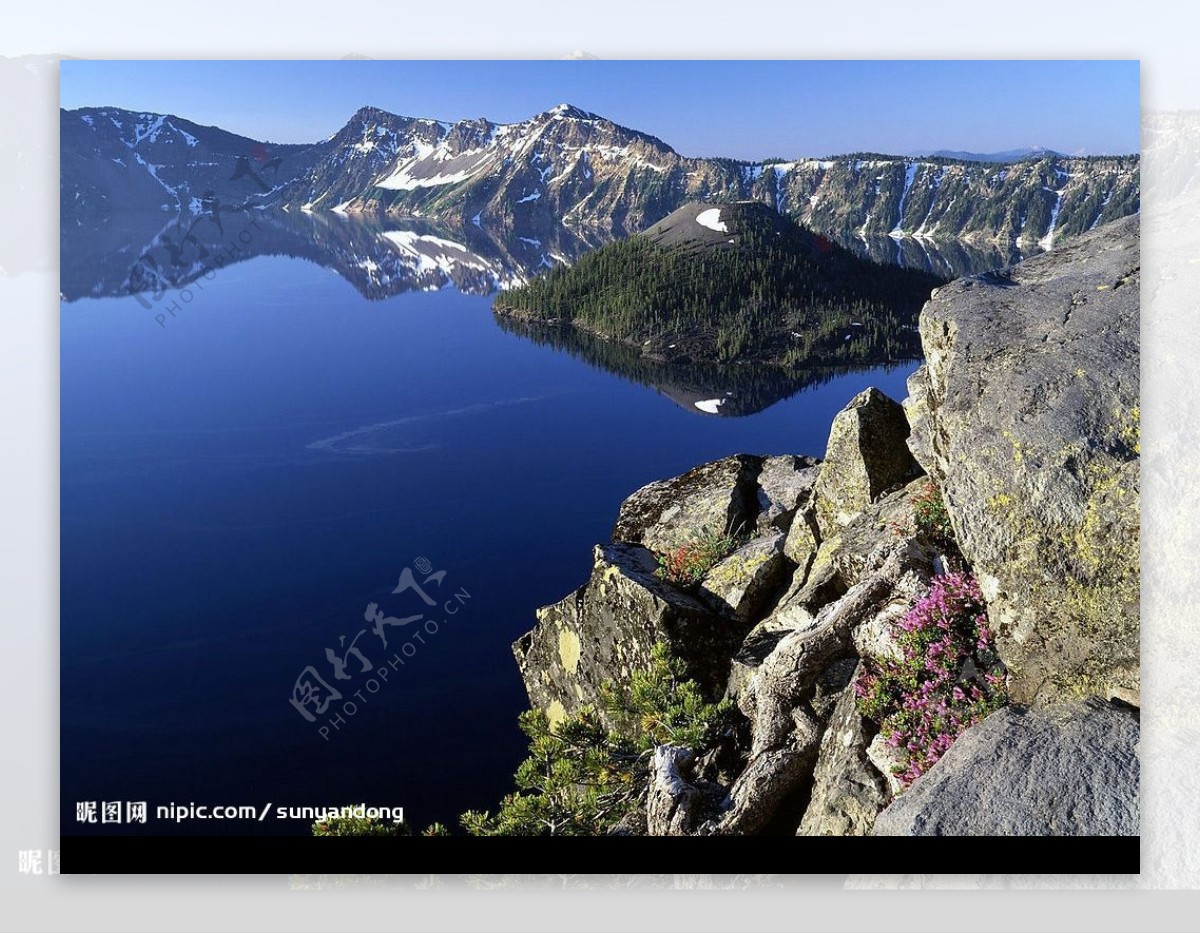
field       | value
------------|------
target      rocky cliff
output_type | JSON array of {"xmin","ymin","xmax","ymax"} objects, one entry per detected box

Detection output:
[
  {"xmin": 509, "ymin": 215, "xmax": 1140, "ymax": 836},
  {"xmin": 907, "ymin": 214, "xmax": 1140, "ymax": 706}
]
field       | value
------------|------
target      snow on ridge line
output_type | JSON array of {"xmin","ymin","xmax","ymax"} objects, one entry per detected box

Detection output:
[
  {"xmin": 696, "ymin": 208, "xmax": 728, "ymax": 232},
  {"xmin": 694, "ymin": 398, "xmax": 725, "ymax": 414},
  {"xmin": 375, "ymin": 166, "xmax": 478, "ymax": 191}
]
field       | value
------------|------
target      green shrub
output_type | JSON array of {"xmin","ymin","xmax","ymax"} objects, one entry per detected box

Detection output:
[
  {"xmin": 461, "ymin": 643, "xmax": 734, "ymax": 836},
  {"xmin": 655, "ymin": 530, "xmax": 739, "ymax": 586},
  {"xmin": 911, "ymin": 479, "xmax": 955, "ymax": 546}
]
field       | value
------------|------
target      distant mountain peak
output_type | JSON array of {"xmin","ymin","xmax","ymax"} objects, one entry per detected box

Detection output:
[
  {"xmin": 353, "ymin": 104, "xmax": 399, "ymax": 120},
  {"xmin": 543, "ymin": 103, "xmax": 598, "ymax": 120},
  {"xmin": 915, "ymin": 145, "xmax": 1068, "ymax": 163}
]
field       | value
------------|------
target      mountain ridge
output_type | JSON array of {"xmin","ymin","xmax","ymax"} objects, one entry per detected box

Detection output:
[{"xmin": 61, "ymin": 103, "xmax": 1140, "ymax": 250}]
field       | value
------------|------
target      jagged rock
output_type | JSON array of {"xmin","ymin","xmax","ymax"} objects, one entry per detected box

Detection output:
[
  {"xmin": 764, "ymin": 557, "xmax": 841, "ymax": 636},
  {"xmin": 697, "ymin": 532, "xmax": 788, "ymax": 622},
  {"xmin": 726, "ymin": 620, "xmax": 795, "ymax": 706},
  {"xmin": 755, "ymin": 455, "xmax": 821, "ymax": 534},
  {"xmin": 798, "ymin": 663, "xmax": 890, "ymax": 836},
  {"xmin": 907, "ymin": 216, "xmax": 1140, "ymax": 705},
  {"xmin": 512, "ymin": 543, "xmax": 742, "ymax": 725},
  {"xmin": 850, "ymin": 560, "xmax": 934, "ymax": 666},
  {"xmin": 820, "ymin": 479, "xmax": 934, "ymax": 585},
  {"xmin": 813, "ymin": 388, "xmax": 919, "ymax": 537},
  {"xmin": 756, "ymin": 486, "xmax": 935, "ymax": 652},
  {"xmin": 871, "ymin": 700, "xmax": 1140, "ymax": 836},
  {"xmin": 851, "ymin": 603, "xmax": 907, "ymax": 665},
  {"xmin": 647, "ymin": 745, "xmax": 705, "ymax": 836},
  {"xmin": 808, "ymin": 658, "xmax": 859, "ymax": 722},
  {"xmin": 612, "ymin": 455, "xmax": 760, "ymax": 554}
]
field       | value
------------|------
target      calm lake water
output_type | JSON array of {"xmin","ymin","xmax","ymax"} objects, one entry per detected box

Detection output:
[{"xmin": 61, "ymin": 231, "xmax": 919, "ymax": 834}]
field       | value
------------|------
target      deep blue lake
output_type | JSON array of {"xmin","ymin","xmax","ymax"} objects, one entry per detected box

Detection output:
[{"xmin": 61, "ymin": 247, "xmax": 916, "ymax": 834}]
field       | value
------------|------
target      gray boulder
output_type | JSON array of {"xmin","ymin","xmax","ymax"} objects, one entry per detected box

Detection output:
[
  {"xmin": 813, "ymin": 388, "xmax": 919, "ymax": 538},
  {"xmin": 755, "ymin": 455, "xmax": 821, "ymax": 534},
  {"xmin": 612, "ymin": 454, "xmax": 760, "ymax": 553},
  {"xmin": 871, "ymin": 700, "xmax": 1139, "ymax": 836},
  {"xmin": 697, "ymin": 532, "xmax": 788, "ymax": 622},
  {"xmin": 906, "ymin": 215, "xmax": 1140, "ymax": 705},
  {"xmin": 512, "ymin": 543, "xmax": 741, "ymax": 726}
]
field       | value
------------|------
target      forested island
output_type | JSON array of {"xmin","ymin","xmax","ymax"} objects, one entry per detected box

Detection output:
[{"xmin": 493, "ymin": 201, "xmax": 944, "ymax": 365}]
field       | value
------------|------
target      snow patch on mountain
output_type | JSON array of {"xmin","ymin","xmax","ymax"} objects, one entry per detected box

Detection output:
[
  {"xmin": 1039, "ymin": 190, "xmax": 1065, "ymax": 250},
  {"xmin": 890, "ymin": 162, "xmax": 918, "ymax": 237},
  {"xmin": 169, "ymin": 121, "xmax": 198, "ymax": 147}
]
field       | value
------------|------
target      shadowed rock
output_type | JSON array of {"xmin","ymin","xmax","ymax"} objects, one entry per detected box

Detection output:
[
  {"xmin": 612, "ymin": 455, "xmax": 761, "ymax": 553},
  {"xmin": 798, "ymin": 662, "xmax": 890, "ymax": 836},
  {"xmin": 697, "ymin": 532, "xmax": 788, "ymax": 623}
]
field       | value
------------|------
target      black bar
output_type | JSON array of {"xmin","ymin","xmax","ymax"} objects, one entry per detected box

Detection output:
[{"xmin": 61, "ymin": 835, "xmax": 1140, "ymax": 875}]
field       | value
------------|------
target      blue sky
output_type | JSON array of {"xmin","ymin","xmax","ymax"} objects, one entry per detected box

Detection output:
[{"xmin": 60, "ymin": 60, "xmax": 1140, "ymax": 159}]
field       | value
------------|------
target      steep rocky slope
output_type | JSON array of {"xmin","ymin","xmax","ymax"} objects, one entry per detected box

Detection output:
[{"xmin": 507, "ymin": 216, "xmax": 1140, "ymax": 836}]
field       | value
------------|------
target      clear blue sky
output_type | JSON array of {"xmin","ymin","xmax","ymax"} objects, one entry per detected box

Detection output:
[{"xmin": 60, "ymin": 60, "xmax": 1140, "ymax": 159}]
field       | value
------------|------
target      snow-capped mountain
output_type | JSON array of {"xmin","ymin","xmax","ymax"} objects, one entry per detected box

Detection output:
[
  {"xmin": 60, "ymin": 107, "xmax": 320, "ymax": 223},
  {"xmin": 61, "ymin": 103, "xmax": 1140, "ymax": 249}
]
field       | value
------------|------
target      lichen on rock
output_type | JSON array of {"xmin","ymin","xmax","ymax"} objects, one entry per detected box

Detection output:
[{"xmin": 906, "ymin": 215, "xmax": 1140, "ymax": 705}]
